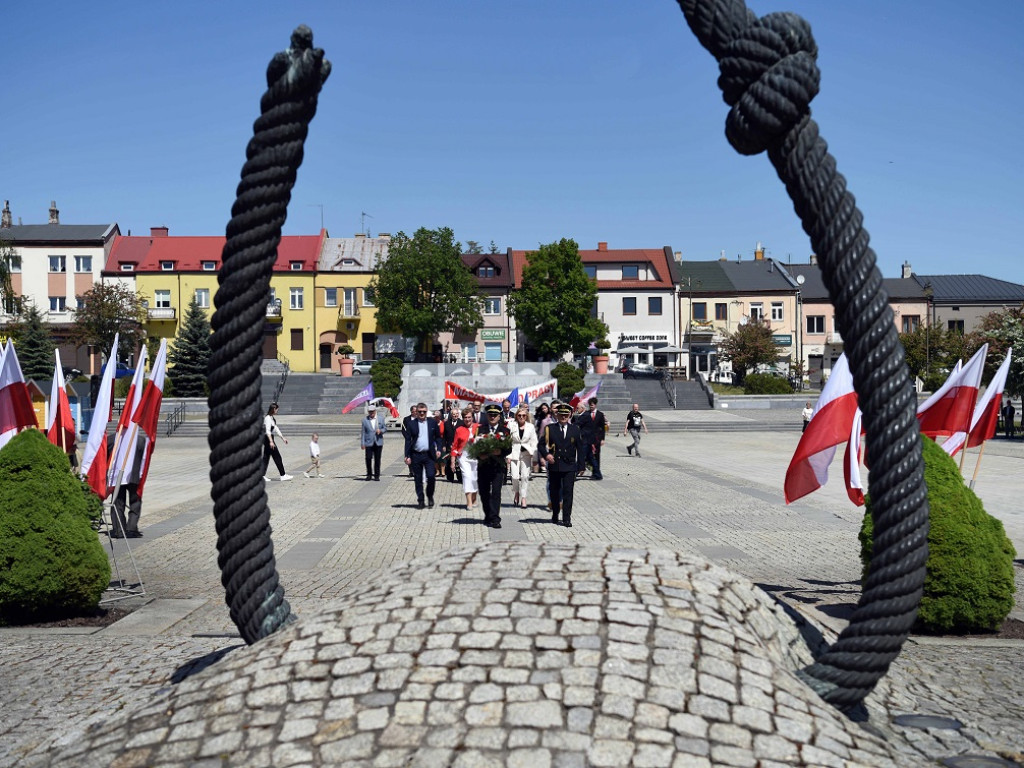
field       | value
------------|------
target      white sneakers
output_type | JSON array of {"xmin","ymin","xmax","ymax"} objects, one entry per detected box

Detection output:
[
  {"xmin": 280, "ymin": 474, "xmax": 294, "ymax": 481},
  {"xmin": 318, "ymin": 473, "xmax": 325, "ymax": 478},
  {"xmin": 303, "ymin": 472, "xmax": 311, "ymax": 478},
  {"xmin": 264, "ymin": 476, "xmax": 271, "ymax": 482}
]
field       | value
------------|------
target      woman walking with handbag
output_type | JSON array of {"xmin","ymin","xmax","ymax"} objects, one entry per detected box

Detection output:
[{"xmin": 450, "ymin": 407, "xmax": 480, "ymax": 510}]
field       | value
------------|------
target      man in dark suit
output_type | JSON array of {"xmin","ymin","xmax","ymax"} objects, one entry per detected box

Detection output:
[
  {"xmin": 401, "ymin": 405, "xmax": 417, "ymax": 476},
  {"xmin": 404, "ymin": 402, "xmax": 442, "ymax": 508},
  {"xmin": 574, "ymin": 396, "xmax": 607, "ymax": 480},
  {"xmin": 542, "ymin": 403, "xmax": 585, "ymax": 527},
  {"xmin": 477, "ymin": 403, "xmax": 513, "ymax": 528}
]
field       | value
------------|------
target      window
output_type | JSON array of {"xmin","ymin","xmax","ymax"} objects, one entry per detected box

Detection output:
[
  {"xmin": 4, "ymin": 254, "xmax": 20, "ymax": 273},
  {"xmin": 74, "ymin": 255, "xmax": 92, "ymax": 273},
  {"xmin": 477, "ymin": 265, "xmax": 495, "ymax": 278},
  {"xmin": 749, "ymin": 302, "xmax": 764, "ymax": 321},
  {"xmin": 290, "ymin": 261, "xmax": 303, "ymax": 271},
  {"xmin": 4, "ymin": 295, "xmax": 21, "ymax": 314},
  {"xmin": 324, "ymin": 288, "xmax": 337, "ymax": 307},
  {"xmin": 948, "ymin": 319, "xmax": 965, "ymax": 334},
  {"xmin": 160, "ymin": 261, "xmax": 174, "ymax": 271},
  {"xmin": 622, "ymin": 265, "xmax": 639, "ymax": 280},
  {"xmin": 463, "ymin": 342, "xmax": 477, "ymax": 362},
  {"xmin": 362, "ymin": 286, "xmax": 375, "ymax": 306},
  {"xmin": 195, "ymin": 288, "xmax": 210, "ymax": 308},
  {"xmin": 120, "ymin": 263, "xmax": 134, "ymax": 271},
  {"xmin": 202, "ymin": 261, "xmax": 217, "ymax": 271},
  {"xmin": 49, "ymin": 255, "xmax": 66, "ymax": 273},
  {"xmin": 584, "ymin": 265, "xmax": 597, "ymax": 279},
  {"xmin": 290, "ymin": 287, "xmax": 304, "ymax": 310},
  {"xmin": 622, "ymin": 297, "xmax": 637, "ymax": 315},
  {"xmin": 49, "ymin": 296, "xmax": 67, "ymax": 312},
  {"xmin": 76, "ymin": 297, "xmax": 85, "ymax": 310},
  {"xmin": 692, "ymin": 302, "xmax": 707, "ymax": 321},
  {"xmin": 290, "ymin": 328, "xmax": 304, "ymax": 350},
  {"xmin": 715, "ymin": 303, "xmax": 727, "ymax": 320},
  {"xmin": 155, "ymin": 290, "xmax": 171, "ymax": 308},
  {"xmin": 484, "ymin": 297, "xmax": 501, "ymax": 315},
  {"xmin": 806, "ymin": 315, "xmax": 825, "ymax": 334},
  {"xmin": 343, "ymin": 288, "xmax": 357, "ymax": 316},
  {"xmin": 484, "ymin": 342, "xmax": 502, "ymax": 361},
  {"xmin": 648, "ymin": 297, "xmax": 662, "ymax": 316},
  {"xmin": 771, "ymin": 302, "xmax": 784, "ymax": 322},
  {"xmin": 901, "ymin": 315, "xmax": 920, "ymax": 333}
]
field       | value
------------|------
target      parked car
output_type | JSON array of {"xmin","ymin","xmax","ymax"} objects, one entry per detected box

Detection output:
[
  {"xmin": 622, "ymin": 362, "xmax": 662, "ymax": 379},
  {"xmin": 352, "ymin": 360, "xmax": 374, "ymax": 375},
  {"xmin": 115, "ymin": 362, "xmax": 135, "ymax": 379}
]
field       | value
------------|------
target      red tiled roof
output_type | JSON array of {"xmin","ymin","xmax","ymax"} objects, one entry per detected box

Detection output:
[
  {"xmin": 105, "ymin": 230, "xmax": 326, "ymax": 273},
  {"xmin": 511, "ymin": 246, "xmax": 675, "ymax": 289}
]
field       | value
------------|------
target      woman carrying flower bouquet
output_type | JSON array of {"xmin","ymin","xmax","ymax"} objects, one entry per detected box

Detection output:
[{"xmin": 450, "ymin": 406, "xmax": 480, "ymax": 510}]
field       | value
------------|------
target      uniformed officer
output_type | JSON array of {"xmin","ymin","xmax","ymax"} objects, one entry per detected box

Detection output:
[
  {"xmin": 477, "ymin": 403, "xmax": 512, "ymax": 528},
  {"xmin": 542, "ymin": 403, "xmax": 585, "ymax": 527}
]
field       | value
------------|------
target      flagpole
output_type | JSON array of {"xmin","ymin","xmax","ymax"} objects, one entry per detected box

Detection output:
[
  {"xmin": 958, "ymin": 440, "xmax": 968, "ymax": 472},
  {"xmin": 968, "ymin": 442, "xmax": 987, "ymax": 491},
  {"xmin": 102, "ymin": 419, "xmax": 147, "ymax": 601}
]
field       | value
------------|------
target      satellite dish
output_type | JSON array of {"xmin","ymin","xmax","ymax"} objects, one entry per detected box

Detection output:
[{"xmin": 796, "ymin": 275, "xmax": 806, "ymax": 285}]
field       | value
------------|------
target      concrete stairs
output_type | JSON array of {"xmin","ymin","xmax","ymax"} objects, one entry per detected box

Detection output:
[{"xmin": 317, "ymin": 376, "xmax": 377, "ymax": 415}]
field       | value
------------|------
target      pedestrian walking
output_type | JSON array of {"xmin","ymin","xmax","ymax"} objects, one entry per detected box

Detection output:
[
  {"xmin": 575, "ymin": 397, "xmax": 607, "ymax": 479},
  {"xmin": 361, "ymin": 404, "xmax": 386, "ymax": 480},
  {"xmin": 450, "ymin": 407, "xmax": 480, "ymax": 510},
  {"xmin": 801, "ymin": 401, "xmax": 813, "ymax": 433},
  {"xmin": 1003, "ymin": 398, "xmax": 1016, "ymax": 438},
  {"xmin": 404, "ymin": 402, "xmax": 442, "ymax": 509},
  {"xmin": 477, "ymin": 403, "xmax": 512, "ymax": 528},
  {"xmin": 624, "ymin": 402, "xmax": 648, "ymax": 458},
  {"xmin": 543, "ymin": 403, "xmax": 585, "ymax": 527},
  {"xmin": 303, "ymin": 433, "xmax": 324, "ymax": 478},
  {"xmin": 262, "ymin": 403, "xmax": 293, "ymax": 481},
  {"xmin": 508, "ymin": 406, "xmax": 538, "ymax": 508},
  {"xmin": 443, "ymin": 406, "xmax": 461, "ymax": 482}
]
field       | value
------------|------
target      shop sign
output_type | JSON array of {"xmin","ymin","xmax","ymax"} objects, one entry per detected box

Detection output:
[
  {"xmin": 772, "ymin": 334, "xmax": 793, "ymax": 346},
  {"xmin": 481, "ymin": 329, "xmax": 506, "ymax": 340}
]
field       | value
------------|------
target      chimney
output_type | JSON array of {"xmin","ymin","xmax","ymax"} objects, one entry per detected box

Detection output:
[
  {"xmin": 754, "ymin": 241, "xmax": 764, "ymax": 261},
  {"xmin": 377, "ymin": 233, "xmax": 391, "ymax": 240},
  {"xmin": 674, "ymin": 251, "xmax": 682, "ymax": 262},
  {"xmin": 901, "ymin": 260, "xmax": 912, "ymax": 279},
  {"xmin": 1, "ymin": 201, "xmax": 10, "ymax": 229},
  {"xmin": 49, "ymin": 200, "xmax": 59, "ymax": 225},
  {"xmin": 808, "ymin": 253, "xmax": 817, "ymax": 266},
  {"xmin": 597, "ymin": 241, "xmax": 607, "ymax": 251},
  {"xmin": 354, "ymin": 233, "xmax": 366, "ymax": 238},
  {"xmin": 151, "ymin": 226, "xmax": 169, "ymax": 237}
]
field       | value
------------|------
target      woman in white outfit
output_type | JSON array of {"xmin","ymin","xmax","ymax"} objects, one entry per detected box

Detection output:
[
  {"xmin": 508, "ymin": 406, "xmax": 538, "ymax": 508},
  {"xmin": 450, "ymin": 407, "xmax": 480, "ymax": 510}
]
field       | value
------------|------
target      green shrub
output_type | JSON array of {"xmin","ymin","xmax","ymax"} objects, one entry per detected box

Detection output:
[
  {"xmin": 859, "ymin": 436, "xmax": 1016, "ymax": 633},
  {"xmin": 922, "ymin": 372, "xmax": 946, "ymax": 393},
  {"xmin": 371, "ymin": 356, "xmax": 404, "ymax": 400},
  {"xmin": 552, "ymin": 361, "xmax": 585, "ymax": 400},
  {"xmin": 0, "ymin": 430, "xmax": 111, "ymax": 622},
  {"xmin": 743, "ymin": 373, "xmax": 794, "ymax": 394}
]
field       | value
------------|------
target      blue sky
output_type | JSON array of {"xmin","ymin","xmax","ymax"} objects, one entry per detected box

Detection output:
[{"xmin": 3, "ymin": 1, "xmax": 1022, "ymax": 280}]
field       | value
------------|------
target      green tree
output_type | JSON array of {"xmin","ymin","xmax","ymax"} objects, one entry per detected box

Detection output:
[
  {"xmin": 508, "ymin": 238, "xmax": 607, "ymax": 361},
  {"xmin": 10, "ymin": 304, "xmax": 55, "ymax": 381},
  {"xmin": 465, "ymin": 240, "xmax": 483, "ymax": 255},
  {"xmin": 167, "ymin": 296, "xmax": 212, "ymax": 397},
  {"xmin": 718, "ymin": 319, "xmax": 781, "ymax": 384},
  {"xmin": 70, "ymin": 282, "xmax": 147, "ymax": 363},
  {"xmin": 369, "ymin": 227, "xmax": 484, "ymax": 353},
  {"xmin": 977, "ymin": 304, "xmax": 1024, "ymax": 398},
  {"xmin": 488, "ymin": 240, "xmax": 500, "ymax": 255},
  {"xmin": 898, "ymin": 323, "xmax": 935, "ymax": 382}
]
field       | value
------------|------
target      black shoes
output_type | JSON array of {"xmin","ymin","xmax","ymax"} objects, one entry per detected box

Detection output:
[
  {"xmin": 551, "ymin": 514, "xmax": 559, "ymax": 524},
  {"xmin": 428, "ymin": 498, "xmax": 435, "ymax": 509},
  {"xmin": 417, "ymin": 500, "xmax": 425, "ymax": 509},
  {"xmin": 374, "ymin": 476, "xmax": 380, "ymax": 481},
  {"xmin": 563, "ymin": 520, "xmax": 572, "ymax": 528},
  {"xmin": 127, "ymin": 531, "xmax": 143, "ymax": 538},
  {"xmin": 365, "ymin": 475, "xmax": 372, "ymax": 481},
  {"xmin": 627, "ymin": 445, "xmax": 633, "ymax": 455}
]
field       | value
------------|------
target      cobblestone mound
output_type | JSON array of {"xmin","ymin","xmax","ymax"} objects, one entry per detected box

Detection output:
[{"xmin": 42, "ymin": 542, "xmax": 925, "ymax": 767}]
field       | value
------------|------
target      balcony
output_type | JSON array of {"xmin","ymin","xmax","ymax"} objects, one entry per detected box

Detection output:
[
  {"xmin": 148, "ymin": 307, "xmax": 176, "ymax": 321},
  {"xmin": 266, "ymin": 299, "xmax": 283, "ymax": 320},
  {"xmin": 339, "ymin": 305, "xmax": 360, "ymax": 320},
  {"xmin": 827, "ymin": 331, "xmax": 843, "ymax": 345}
]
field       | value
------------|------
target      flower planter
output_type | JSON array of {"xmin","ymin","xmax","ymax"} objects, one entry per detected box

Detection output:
[
  {"xmin": 339, "ymin": 357, "xmax": 354, "ymax": 377},
  {"xmin": 593, "ymin": 355, "xmax": 609, "ymax": 374}
]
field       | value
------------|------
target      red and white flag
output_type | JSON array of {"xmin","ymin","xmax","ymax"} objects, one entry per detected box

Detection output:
[
  {"xmin": 107, "ymin": 347, "xmax": 148, "ymax": 493},
  {"xmin": 917, "ymin": 344, "xmax": 987, "ymax": 441},
  {"xmin": 373, "ymin": 396, "xmax": 400, "ymax": 418},
  {"xmin": 785, "ymin": 354, "xmax": 860, "ymax": 504},
  {"xmin": 941, "ymin": 347, "xmax": 1012, "ymax": 457},
  {"xmin": 843, "ymin": 407, "xmax": 865, "ymax": 506},
  {"xmin": 570, "ymin": 381, "xmax": 602, "ymax": 409},
  {"xmin": 131, "ymin": 339, "xmax": 167, "ymax": 497},
  {"xmin": 80, "ymin": 335, "xmax": 119, "ymax": 497},
  {"xmin": 46, "ymin": 349, "xmax": 77, "ymax": 453},
  {"xmin": 0, "ymin": 341, "xmax": 39, "ymax": 451}
]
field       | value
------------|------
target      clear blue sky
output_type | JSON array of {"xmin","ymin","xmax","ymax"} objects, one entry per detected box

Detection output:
[{"xmin": 4, "ymin": 1, "xmax": 1022, "ymax": 280}]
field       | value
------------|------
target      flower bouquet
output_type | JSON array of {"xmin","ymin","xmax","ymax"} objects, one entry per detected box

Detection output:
[{"xmin": 466, "ymin": 433, "xmax": 512, "ymax": 461}]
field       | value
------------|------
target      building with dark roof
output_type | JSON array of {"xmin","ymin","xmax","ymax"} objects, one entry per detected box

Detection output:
[{"xmin": 912, "ymin": 268, "xmax": 1024, "ymax": 334}]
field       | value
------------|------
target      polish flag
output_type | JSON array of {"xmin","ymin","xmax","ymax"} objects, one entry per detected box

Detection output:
[
  {"xmin": 107, "ymin": 347, "xmax": 148, "ymax": 492},
  {"xmin": 784, "ymin": 354, "xmax": 860, "ymax": 504},
  {"xmin": 941, "ymin": 347, "xmax": 1012, "ymax": 457},
  {"xmin": 0, "ymin": 341, "xmax": 39, "ymax": 451},
  {"xmin": 917, "ymin": 344, "xmax": 987, "ymax": 441},
  {"xmin": 374, "ymin": 396, "xmax": 400, "ymax": 418},
  {"xmin": 46, "ymin": 349, "xmax": 77, "ymax": 453},
  {"xmin": 342, "ymin": 382, "xmax": 374, "ymax": 414},
  {"xmin": 80, "ymin": 335, "xmax": 119, "ymax": 497},
  {"xmin": 131, "ymin": 339, "xmax": 167, "ymax": 497},
  {"xmin": 570, "ymin": 381, "xmax": 602, "ymax": 409},
  {"xmin": 843, "ymin": 407, "xmax": 865, "ymax": 506}
]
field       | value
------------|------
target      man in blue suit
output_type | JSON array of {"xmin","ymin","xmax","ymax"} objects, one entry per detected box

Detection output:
[
  {"xmin": 404, "ymin": 402, "xmax": 442, "ymax": 508},
  {"xmin": 361, "ymin": 403, "xmax": 387, "ymax": 480}
]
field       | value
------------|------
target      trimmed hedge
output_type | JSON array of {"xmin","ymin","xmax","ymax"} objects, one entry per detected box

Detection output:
[
  {"xmin": 859, "ymin": 436, "xmax": 1016, "ymax": 633},
  {"xmin": 552, "ymin": 362, "xmax": 585, "ymax": 400},
  {"xmin": 743, "ymin": 373, "xmax": 793, "ymax": 394},
  {"xmin": 370, "ymin": 356, "xmax": 404, "ymax": 400},
  {"xmin": 0, "ymin": 430, "xmax": 111, "ymax": 621}
]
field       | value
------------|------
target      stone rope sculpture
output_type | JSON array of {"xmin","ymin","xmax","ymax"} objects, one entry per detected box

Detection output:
[{"xmin": 208, "ymin": 4, "xmax": 929, "ymax": 712}]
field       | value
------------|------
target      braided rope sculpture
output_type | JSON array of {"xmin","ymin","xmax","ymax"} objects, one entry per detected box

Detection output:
[
  {"xmin": 208, "ymin": 27, "xmax": 330, "ymax": 645},
  {"xmin": 677, "ymin": 0, "xmax": 930, "ymax": 708},
  {"xmin": 208, "ymin": 5, "xmax": 929, "ymax": 710}
]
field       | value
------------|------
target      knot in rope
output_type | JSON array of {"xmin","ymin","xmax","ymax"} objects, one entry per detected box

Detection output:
[{"xmin": 719, "ymin": 12, "xmax": 819, "ymax": 155}]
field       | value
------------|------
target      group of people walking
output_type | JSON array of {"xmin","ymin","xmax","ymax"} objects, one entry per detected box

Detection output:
[{"xmin": 262, "ymin": 397, "xmax": 652, "ymax": 531}]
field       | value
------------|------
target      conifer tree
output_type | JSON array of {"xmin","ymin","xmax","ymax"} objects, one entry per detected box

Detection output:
[
  {"xmin": 13, "ymin": 303, "xmax": 56, "ymax": 381},
  {"xmin": 167, "ymin": 296, "xmax": 212, "ymax": 397}
]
